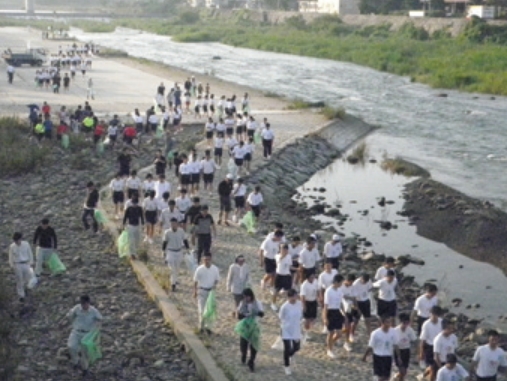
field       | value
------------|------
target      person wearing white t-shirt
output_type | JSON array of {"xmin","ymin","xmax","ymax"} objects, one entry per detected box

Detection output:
[
  {"xmin": 436, "ymin": 354, "xmax": 469, "ymax": 381},
  {"xmin": 288, "ymin": 236, "xmax": 302, "ymax": 289},
  {"xmin": 419, "ymin": 306, "xmax": 444, "ymax": 380},
  {"xmin": 159, "ymin": 200, "xmax": 184, "ymax": 232},
  {"xmin": 243, "ymin": 137, "xmax": 255, "ymax": 173},
  {"xmin": 194, "ymin": 95, "xmax": 202, "ymax": 118},
  {"xmin": 363, "ymin": 316, "xmax": 401, "ymax": 381},
  {"xmin": 148, "ymin": 113, "xmax": 159, "ymax": 135},
  {"xmin": 324, "ymin": 235, "xmax": 342, "ymax": 270},
  {"xmin": 143, "ymin": 190, "xmax": 158, "ymax": 244},
  {"xmin": 189, "ymin": 154, "xmax": 202, "ymax": 197},
  {"xmin": 373, "ymin": 269, "xmax": 398, "ymax": 326},
  {"xmin": 213, "ymin": 132, "xmax": 225, "ymax": 167},
  {"xmin": 471, "ymin": 330, "xmax": 507, "ymax": 381},
  {"xmin": 224, "ymin": 114, "xmax": 235, "ymax": 138},
  {"xmin": 375, "ymin": 256, "xmax": 396, "ymax": 281},
  {"xmin": 341, "ymin": 274, "xmax": 358, "ymax": 350},
  {"xmin": 232, "ymin": 141, "xmax": 246, "ymax": 175},
  {"xmin": 411, "ymin": 284, "xmax": 439, "ymax": 334},
  {"xmin": 261, "ymin": 123, "xmax": 274, "ymax": 159},
  {"xmin": 246, "ymin": 115, "xmax": 258, "ymax": 139},
  {"xmin": 227, "ymin": 135, "xmax": 238, "ymax": 157},
  {"xmin": 193, "ymin": 254, "xmax": 220, "ymax": 333},
  {"xmin": 394, "ymin": 313, "xmax": 417, "ymax": 381},
  {"xmin": 259, "ymin": 230, "xmax": 283, "ymax": 291},
  {"xmin": 178, "ymin": 156, "xmax": 191, "ymax": 191},
  {"xmin": 204, "ymin": 117, "xmax": 215, "ymax": 147},
  {"xmin": 279, "ymin": 289, "xmax": 303, "ymax": 376},
  {"xmin": 298, "ymin": 237, "xmax": 320, "ymax": 281},
  {"xmin": 246, "ymin": 186, "xmax": 263, "ymax": 222},
  {"xmin": 323, "ymin": 274, "xmax": 345, "ymax": 359},
  {"xmin": 353, "ymin": 273, "xmax": 373, "ymax": 335},
  {"xmin": 109, "ymin": 173, "xmax": 126, "ymax": 218},
  {"xmin": 142, "ymin": 174, "xmax": 156, "ymax": 197},
  {"xmin": 300, "ymin": 272, "xmax": 319, "ymax": 339},
  {"xmin": 318, "ymin": 261, "xmax": 338, "ymax": 305},
  {"xmin": 126, "ymin": 170, "xmax": 142, "ymax": 200},
  {"xmin": 232, "ymin": 178, "xmax": 247, "ymax": 222},
  {"xmin": 434, "ymin": 320, "xmax": 458, "ymax": 373},
  {"xmin": 201, "ymin": 150, "xmax": 217, "ymax": 195},
  {"xmin": 271, "ymin": 244, "xmax": 293, "ymax": 311},
  {"xmin": 154, "ymin": 174, "xmax": 171, "ymax": 201}
]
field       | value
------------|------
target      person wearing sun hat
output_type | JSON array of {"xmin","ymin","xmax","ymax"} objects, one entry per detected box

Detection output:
[{"xmin": 324, "ymin": 234, "xmax": 342, "ymax": 270}]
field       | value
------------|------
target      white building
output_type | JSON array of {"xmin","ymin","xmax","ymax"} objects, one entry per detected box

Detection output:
[{"xmin": 317, "ymin": 0, "xmax": 359, "ymax": 14}]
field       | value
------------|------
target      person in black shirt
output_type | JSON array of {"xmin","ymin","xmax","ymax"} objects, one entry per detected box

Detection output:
[
  {"xmin": 63, "ymin": 73, "xmax": 70, "ymax": 92},
  {"xmin": 218, "ymin": 174, "xmax": 234, "ymax": 225},
  {"xmin": 33, "ymin": 218, "xmax": 57, "ymax": 276},
  {"xmin": 157, "ymin": 82, "xmax": 165, "ymax": 96},
  {"xmin": 118, "ymin": 148, "xmax": 132, "ymax": 177},
  {"xmin": 185, "ymin": 197, "xmax": 201, "ymax": 229},
  {"xmin": 154, "ymin": 149, "xmax": 167, "ymax": 177},
  {"xmin": 82, "ymin": 181, "xmax": 99, "ymax": 233},
  {"xmin": 173, "ymin": 152, "xmax": 183, "ymax": 178},
  {"xmin": 122, "ymin": 197, "xmax": 144, "ymax": 259},
  {"xmin": 192, "ymin": 205, "xmax": 216, "ymax": 264}
]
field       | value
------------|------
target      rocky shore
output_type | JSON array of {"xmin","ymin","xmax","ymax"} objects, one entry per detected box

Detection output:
[{"xmin": 0, "ymin": 128, "xmax": 200, "ymax": 381}]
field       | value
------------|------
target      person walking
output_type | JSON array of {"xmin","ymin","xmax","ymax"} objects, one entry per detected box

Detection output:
[
  {"xmin": 122, "ymin": 196, "xmax": 145, "ymax": 260},
  {"xmin": 373, "ymin": 269, "xmax": 398, "ymax": 326},
  {"xmin": 362, "ymin": 315, "xmax": 401, "ymax": 381},
  {"xmin": 7, "ymin": 64, "xmax": 15, "ymax": 84},
  {"xmin": 323, "ymin": 274, "xmax": 346, "ymax": 358},
  {"xmin": 226, "ymin": 255, "xmax": 250, "ymax": 313},
  {"xmin": 433, "ymin": 320, "xmax": 458, "ymax": 375},
  {"xmin": 218, "ymin": 174, "xmax": 234, "ymax": 225},
  {"xmin": 86, "ymin": 77, "xmax": 94, "ymax": 100},
  {"xmin": 237, "ymin": 288, "xmax": 264, "ymax": 372},
  {"xmin": 419, "ymin": 306, "xmax": 444, "ymax": 381},
  {"xmin": 33, "ymin": 218, "xmax": 57, "ymax": 277},
  {"xmin": 261, "ymin": 123, "xmax": 274, "ymax": 159},
  {"xmin": 271, "ymin": 243, "xmax": 293, "ymax": 312},
  {"xmin": 163, "ymin": 218, "xmax": 189, "ymax": 292},
  {"xmin": 352, "ymin": 273, "xmax": 374, "ymax": 336},
  {"xmin": 201, "ymin": 150, "xmax": 217, "ymax": 196},
  {"xmin": 279, "ymin": 289, "xmax": 303, "ymax": 375},
  {"xmin": 323, "ymin": 235, "xmax": 342, "ymax": 270},
  {"xmin": 109, "ymin": 173, "xmax": 125, "ymax": 219},
  {"xmin": 66, "ymin": 295, "xmax": 102, "ymax": 377},
  {"xmin": 246, "ymin": 186, "xmax": 263, "ymax": 223},
  {"xmin": 193, "ymin": 253, "xmax": 220, "ymax": 334},
  {"xmin": 82, "ymin": 181, "xmax": 99, "ymax": 233},
  {"xmin": 8, "ymin": 232, "xmax": 34, "ymax": 302},
  {"xmin": 300, "ymin": 272, "xmax": 319, "ymax": 341},
  {"xmin": 143, "ymin": 190, "xmax": 158, "ymax": 244},
  {"xmin": 471, "ymin": 330, "xmax": 507, "ymax": 381},
  {"xmin": 232, "ymin": 177, "xmax": 247, "ymax": 223},
  {"xmin": 259, "ymin": 230, "xmax": 284, "ymax": 291},
  {"xmin": 298, "ymin": 236, "xmax": 321, "ymax": 282},
  {"xmin": 436, "ymin": 354, "xmax": 469, "ymax": 381},
  {"xmin": 393, "ymin": 313, "xmax": 417, "ymax": 381},
  {"xmin": 411, "ymin": 284, "xmax": 439, "ymax": 335},
  {"xmin": 192, "ymin": 205, "xmax": 216, "ymax": 264}
]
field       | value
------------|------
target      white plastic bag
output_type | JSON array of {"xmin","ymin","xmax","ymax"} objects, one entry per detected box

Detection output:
[
  {"xmin": 369, "ymin": 294, "xmax": 378, "ymax": 318},
  {"xmin": 27, "ymin": 268, "xmax": 38, "ymax": 289},
  {"xmin": 271, "ymin": 335, "xmax": 284, "ymax": 351},
  {"xmin": 184, "ymin": 251, "xmax": 197, "ymax": 274}
]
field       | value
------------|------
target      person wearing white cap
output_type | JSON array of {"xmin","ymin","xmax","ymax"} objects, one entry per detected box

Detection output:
[{"xmin": 324, "ymin": 235, "xmax": 342, "ymax": 270}]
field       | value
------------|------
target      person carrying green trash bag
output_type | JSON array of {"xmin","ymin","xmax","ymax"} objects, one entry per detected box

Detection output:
[
  {"xmin": 82, "ymin": 114, "xmax": 95, "ymax": 135},
  {"xmin": 235, "ymin": 288, "xmax": 264, "ymax": 373},
  {"xmin": 193, "ymin": 253, "xmax": 220, "ymax": 334},
  {"xmin": 66, "ymin": 295, "xmax": 103, "ymax": 377}
]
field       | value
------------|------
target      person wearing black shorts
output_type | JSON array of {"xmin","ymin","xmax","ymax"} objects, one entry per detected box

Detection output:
[
  {"xmin": 373, "ymin": 269, "xmax": 398, "ymax": 327},
  {"xmin": 232, "ymin": 177, "xmax": 246, "ymax": 223},
  {"xmin": 236, "ymin": 114, "xmax": 245, "ymax": 141},
  {"xmin": 323, "ymin": 274, "xmax": 345, "ymax": 359},
  {"xmin": 232, "ymin": 140, "xmax": 246, "ymax": 176},
  {"xmin": 259, "ymin": 230, "xmax": 284, "ymax": 291},
  {"xmin": 214, "ymin": 132, "xmax": 224, "ymax": 167},
  {"xmin": 419, "ymin": 306, "xmax": 443, "ymax": 381},
  {"xmin": 109, "ymin": 172, "xmax": 125, "ymax": 219},
  {"xmin": 205, "ymin": 117, "xmax": 215, "ymax": 147},
  {"xmin": 393, "ymin": 313, "xmax": 417, "ymax": 381},
  {"xmin": 300, "ymin": 272, "xmax": 319, "ymax": 340},
  {"xmin": 143, "ymin": 190, "xmax": 158, "ymax": 244},
  {"xmin": 353, "ymin": 273, "xmax": 373, "ymax": 336},
  {"xmin": 271, "ymin": 244, "xmax": 292, "ymax": 312},
  {"xmin": 217, "ymin": 174, "xmax": 233, "ymax": 225},
  {"xmin": 178, "ymin": 156, "xmax": 191, "ymax": 191},
  {"xmin": 363, "ymin": 315, "xmax": 401, "ymax": 381},
  {"xmin": 342, "ymin": 274, "xmax": 359, "ymax": 351},
  {"xmin": 247, "ymin": 186, "xmax": 263, "ymax": 221},
  {"xmin": 298, "ymin": 236, "xmax": 319, "ymax": 282},
  {"xmin": 201, "ymin": 150, "xmax": 217, "ymax": 196}
]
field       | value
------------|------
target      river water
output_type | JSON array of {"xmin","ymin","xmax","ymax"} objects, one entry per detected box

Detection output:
[{"xmin": 69, "ymin": 27, "xmax": 507, "ymax": 323}]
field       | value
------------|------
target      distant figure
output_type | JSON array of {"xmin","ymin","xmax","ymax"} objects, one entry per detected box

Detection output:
[
  {"xmin": 87, "ymin": 78, "xmax": 94, "ymax": 100},
  {"xmin": 7, "ymin": 64, "xmax": 15, "ymax": 84}
]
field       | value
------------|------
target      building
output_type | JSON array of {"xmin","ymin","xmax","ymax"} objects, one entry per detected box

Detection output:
[
  {"xmin": 299, "ymin": 0, "xmax": 319, "ymax": 12},
  {"xmin": 317, "ymin": 0, "xmax": 360, "ymax": 14}
]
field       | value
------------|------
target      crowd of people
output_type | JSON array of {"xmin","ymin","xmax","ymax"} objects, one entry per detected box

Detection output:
[{"xmin": 6, "ymin": 55, "xmax": 506, "ymax": 381}]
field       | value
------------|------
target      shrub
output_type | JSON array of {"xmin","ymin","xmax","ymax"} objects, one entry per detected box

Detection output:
[
  {"xmin": 178, "ymin": 10, "xmax": 200, "ymax": 25},
  {"xmin": 321, "ymin": 106, "xmax": 346, "ymax": 120},
  {"xmin": 0, "ymin": 117, "xmax": 50, "ymax": 177},
  {"xmin": 287, "ymin": 99, "xmax": 313, "ymax": 110}
]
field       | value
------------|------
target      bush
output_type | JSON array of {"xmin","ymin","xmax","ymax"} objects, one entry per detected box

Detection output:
[
  {"xmin": 321, "ymin": 106, "xmax": 346, "ymax": 120},
  {"xmin": 397, "ymin": 23, "xmax": 429, "ymax": 41},
  {"xmin": 0, "ymin": 117, "xmax": 50, "ymax": 177},
  {"xmin": 178, "ymin": 10, "xmax": 200, "ymax": 25}
]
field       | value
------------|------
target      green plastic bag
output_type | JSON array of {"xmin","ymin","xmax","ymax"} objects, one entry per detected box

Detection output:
[
  {"xmin": 117, "ymin": 230, "xmax": 129, "ymax": 258},
  {"xmin": 254, "ymin": 132, "xmax": 262, "ymax": 145},
  {"xmin": 202, "ymin": 290, "xmax": 217, "ymax": 328},
  {"xmin": 234, "ymin": 317, "xmax": 261, "ymax": 351},
  {"xmin": 61, "ymin": 134, "xmax": 69, "ymax": 149},
  {"xmin": 81, "ymin": 329, "xmax": 102, "ymax": 365},
  {"xmin": 96, "ymin": 141, "xmax": 104, "ymax": 155},
  {"xmin": 156, "ymin": 121, "xmax": 164, "ymax": 139},
  {"xmin": 166, "ymin": 150, "xmax": 175, "ymax": 162},
  {"xmin": 94, "ymin": 209, "xmax": 107, "ymax": 224},
  {"xmin": 241, "ymin": 211, "xmax": 256, "ymax": 234},
  {"xmin": 47, "ymin": 253, "xmax": 66, "ymax": 274}
]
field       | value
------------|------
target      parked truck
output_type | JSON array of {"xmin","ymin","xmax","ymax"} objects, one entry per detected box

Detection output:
[{"xmin": 2, "ymin": 48, "xmax": 46, "ymax": 67}]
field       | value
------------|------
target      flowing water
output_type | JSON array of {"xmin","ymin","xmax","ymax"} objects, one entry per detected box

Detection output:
[{"xmin": 68, "ymin": 27, "xmax": 507, "ymax": 324}]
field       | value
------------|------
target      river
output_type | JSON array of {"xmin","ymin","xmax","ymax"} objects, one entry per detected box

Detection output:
[{"xmin": 69, "ymin": 27, "xmax": 507, "ymax": 323}]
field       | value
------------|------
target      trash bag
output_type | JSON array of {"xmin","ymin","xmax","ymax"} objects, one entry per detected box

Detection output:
[
  {"xmin": 227, "ymin": 158, "xmax": 238, "ymax": 179},
  {"xmin": 47, "ymin": 253, "xmax": 66, "ymax": 274},
  {"xmin": 27, "ymin": 268, "xmax": 38, "ymax": 289},
  {"xmin": 271, "ymin": 335, "xmax": 284, "ymax": 351},
  {"xmin": 117, "ymin": 230, "xmax": 129, "ymax": 258},
  {"xmin": 81, "ymin": 329, "xmax": 102, "ymax": 365},
  {"xmin": 240, "ymin": 211, "xmax": 256, "ymax": 234},
  {"xmin": 202, "ymin": 290, "xmax": 217, "ymax": 328},
  {"xmin": 184, "ymin": 251, "xmax": 197, "ymax": 274},
  {"xmin": 96, "ymin": 141, "xmax": 104, "ymax": 155},
  {"xmin": 166, "ymin": 150, "xmax": 175, "ymax": 162},
  {"xmin": 234, "ymin": 316, "xmax": 261, "ymax": 351},
  {"xmin": 254, "ymin": 132, "xmax": 262, "ymax": 145},
  {"xmin": 369, "ymin": 294, "xmax": 378, "ymax": 318},
  {"xmin": 156, "ymin": 122, "xmax": 164, "ymax": 139},
  {"xmin": 61, "ymin": 134, "xmax": 69, "ymax": 149},
  {"xmin": 94, "ymin": 209, "xmax": 107, "ymax": 224}
]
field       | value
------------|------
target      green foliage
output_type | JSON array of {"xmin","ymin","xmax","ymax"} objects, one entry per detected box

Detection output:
[
  {"xmin": 462, "ymin": 16, "xmax": 507, "ymax": 44},
  {"xmin": 285, "ymin": 15, "xmax": 307, "ymax": 30},
  {"xmin": 178, "ymin": 10, "xmax": 201, "ymax": 24},
  {"xmin": 397, "ymin": 23, "xmax": 429, "ymax": 40},
  {"xmin": 321, "ymin": 106, "xmax": 346, "ymax": 120},
  {"xmin": 0, "ymin": 117, "xmax": 50, "ymax": 177},
  {"xmin": 287, "ymin": 99, "xmax": 313, "ymax": 110},
  {"xmin": 71, "ymin": 20, "xmax": 116, "ymax": 33}
]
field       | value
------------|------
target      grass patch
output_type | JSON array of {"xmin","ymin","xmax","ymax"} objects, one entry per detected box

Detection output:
[
  {"xmin": 347, "ymin": 142, "xmax": 368, "ymax": 164},
  {"xmin": 287, "ymin": 99, "xmax": 313, "ymax": 110},
  {"xmin": 0, "ymin": 117, "xmax": 50, "ymax": 177},
  {"xmin": 321, "ymin": 106, "xmax": 346, "ymax": 120},
  {"xmin": 381, "ymin": 157, "xmax": 431, "ymax": 177},
  {"xmin": 263, "ymin": 91, "xmax": 282, "ymax": 98},
  {"xmin": 0, "ymin": 275, "xmax": 20, "ymax": 380},
  {"xmin": 99, "ymin": 48, "xmax": 129, "ymax": 58},
  {"xmin": 148, "ymin": 264, "xmax": 171, "ymax": 292}
]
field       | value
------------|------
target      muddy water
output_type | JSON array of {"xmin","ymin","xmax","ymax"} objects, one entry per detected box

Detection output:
[{"xmin": 296, "ymin": 142, "xmax": 507, "ymax": 326}]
